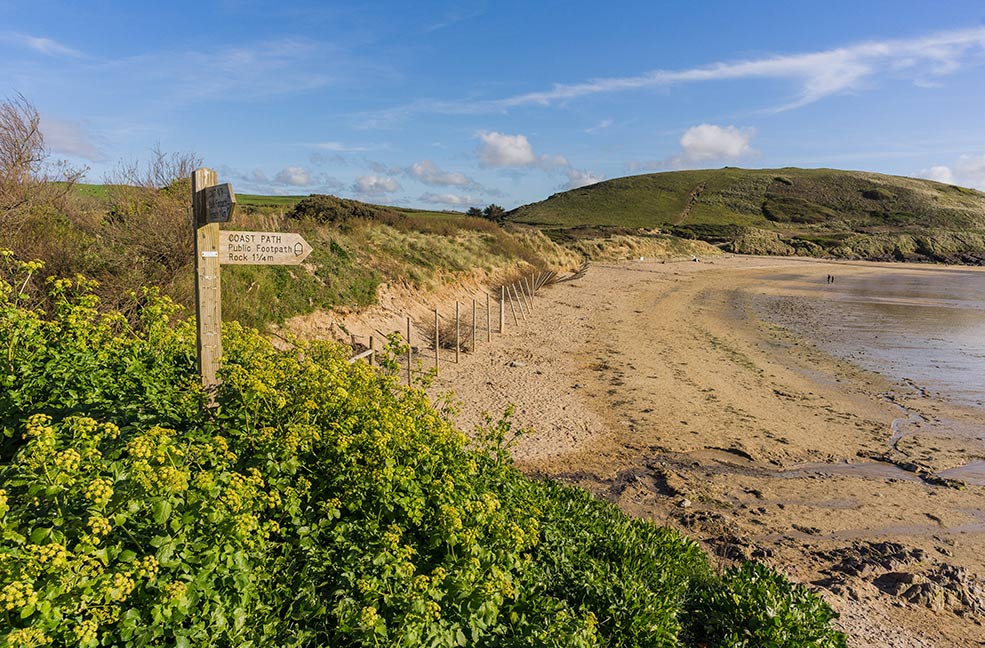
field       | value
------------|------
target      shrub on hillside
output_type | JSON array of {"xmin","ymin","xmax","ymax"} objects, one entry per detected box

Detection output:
[{"xmin": 287, "ymin": 194, "xmax": 403, "ymax": 224}]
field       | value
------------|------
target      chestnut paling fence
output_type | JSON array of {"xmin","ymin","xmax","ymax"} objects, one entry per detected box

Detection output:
[{"xmin": 346, "ymin": 263, "xmax": 588, "ymax": 384}]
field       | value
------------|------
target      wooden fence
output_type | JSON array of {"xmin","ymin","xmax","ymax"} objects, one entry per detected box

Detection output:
[{"xmin": 346, "ymin": 269, "xmax": 565, "ymax": 384}]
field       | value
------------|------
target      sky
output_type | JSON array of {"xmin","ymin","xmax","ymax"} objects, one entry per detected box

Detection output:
[{"xmin": 3, "ymin": 0, "xmax": 985, "ymax": 209}]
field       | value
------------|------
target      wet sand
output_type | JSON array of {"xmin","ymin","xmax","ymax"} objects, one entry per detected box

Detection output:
[{"xmin": 426, "ymin": 256, "xmax": 985, "ymax": 647}]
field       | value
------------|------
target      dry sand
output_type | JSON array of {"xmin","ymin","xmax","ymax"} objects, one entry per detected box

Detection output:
[{"xmin": 420, "ymin": 256, "xmax": 985, "ymax": 647}]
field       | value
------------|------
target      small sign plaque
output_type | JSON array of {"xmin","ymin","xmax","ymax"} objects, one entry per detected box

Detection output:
[
  {"xmin": 205, "ymin": 183, "xmax": 236, "ymax": 223},
  {"xmin": 219, "ymin": 230, "xmax": 313, "ymax": 265}
]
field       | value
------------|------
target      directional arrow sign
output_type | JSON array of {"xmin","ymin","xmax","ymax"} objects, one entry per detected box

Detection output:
[{"xmin": 219, "ymin": 230, "xmax": 313, "ymax": 265}]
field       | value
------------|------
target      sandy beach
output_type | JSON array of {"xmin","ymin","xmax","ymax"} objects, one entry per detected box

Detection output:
[{"xmin": 422, "ymin": 256, "xmax": 985, "ymax": 647}]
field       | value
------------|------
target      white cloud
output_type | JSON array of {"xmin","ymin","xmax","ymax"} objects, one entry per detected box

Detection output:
[
  {"xmin": 477, "ymin": 131, "xmax": 538, "ymax": 168},
  {"xmin": 250, "ymin": 169, "xmax": 269, "ymax": 183},
  {"xmin": 275, "ymin": 166, "xmax": 311, "ymax": 186},
  {"xmin": 419, "ymin": 192, "xmax": 478, "ymax": 206},
  {"xmin": 353, "ymin": 175, "xmax": 400, "ymax": 195},
  {"xmin": 40, "ymin": 115, "xmax": 102, "ymax": 161},
  {"xmin": 476, "ymin": 131, "xmax": 570, "ymax": 171},
  {"xmin": 917, "ymin": 155, "xmax": 985, "ymax": 189},
  {"xmin": 407, "ymin": 160, "xmax": 477, "ymax": 188},
  {"xmin": 564, "ymin": 168, "xmax": 604, "ymax": 190},
  {"xmin": 678, "ymin": 124, "xmax": 756, "ymax": 162},
  {"xmin": 917, "ymin": 165, "xmax": 955, "ymax": 184},
  {"xmin": 370, "ymin": 26, "xmax": 985, "ymax": 120}
]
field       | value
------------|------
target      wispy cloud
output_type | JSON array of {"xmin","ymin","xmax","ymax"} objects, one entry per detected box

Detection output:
[
  {"xmin": 368, "ymin": 26, "xmax": 985, "ymax": 121},
  {"xmin": 2, "ymin": 32, "xmax": 85, "ymax": 58},
  {"xmin": 40, "ymin": 114, "xmax": 104, "ymax": 161},
  {"xmin": 418, "ymin": 192, "xmax": 480, "ymax": 206},
  {"xmin": 585, "ymin": 119, "xmax": 613, "ymax": 134},
  {"xmin": 406, "ymin": 159, "xmax": 481, "ymax": 189},
  {"xmin": 312, "ymin": 141, "xmax": 378, "ymax": 152}
]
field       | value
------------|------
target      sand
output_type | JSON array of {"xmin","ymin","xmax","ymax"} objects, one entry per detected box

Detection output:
[{"xmin": 420, "ymin": 256, "xmax": 985, "ymax": 647}]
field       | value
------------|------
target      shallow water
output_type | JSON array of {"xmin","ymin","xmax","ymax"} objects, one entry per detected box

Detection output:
[
  {"xmin": 752, "ymin": 265, "xmax": 985, "ymax": 483},
  {"xmin": 756, "ymin": 266, "xmax": 985, "ymax": 408}
]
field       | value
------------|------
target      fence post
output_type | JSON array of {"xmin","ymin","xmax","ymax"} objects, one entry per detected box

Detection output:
[
  {"xmin": 486, "ymin": 292, "xmax": 491, "ymax": 343},
  {"xmin": 508, "ymin": 286, "xmax": 519, "ymax": 325},
  {"xmin": 406, "ymin": 316, "xmax": 412, "ymax": 386},
  {"xmin": 434, "ymin": 307, "xmax": 439, "ymax": 371},
  {"xmin": 369, "ymin": 336, "xmax": 375, "ymax": 366},
  {"xmin": 527, "ymin": 275, "xmax": 533, "ymax": 307},
  {"xmin": 500, "ymin": 286, "xmax": 505, "ymax": 333},
  {"xmin": 455, "ymin": 301, "xmax": 460, "ymax": 363},
  {"xmin": 517, "ymin": 281, "xmax": 530, "ymax": 314},
  {"xmin": 471, "ymin": 299, "xmax": 477, "ymax": 352},
  {"xmin": 512, "ymin": 284, "xmax": 527, "ymax": 321}
]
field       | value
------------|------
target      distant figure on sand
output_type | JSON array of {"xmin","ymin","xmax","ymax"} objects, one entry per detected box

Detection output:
[{"xmin": 826, "ymin": 274, "xmax": 835, "ymax": 284}]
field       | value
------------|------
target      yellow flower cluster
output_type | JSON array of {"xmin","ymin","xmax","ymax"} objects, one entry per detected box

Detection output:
[
  {"xmin": 359, "ymin": 605, "xmax": 379, "ymax": 627},
  {"xmin": 75, "ymin": 555, "xmax": 104, "ymax": 579},
  {"xmin": 3, "ymin": 627, "xmax": 49, "ymax": 647},
  {"xmin": 1, "ymin": 580, "xmax": 37, "ymax": 612},
  {"xmin": 22, "ymin": 415, "xmax": 56, "ymax": 470},
  {"xmin": 127, "ymin": 435, "xmax": 155, "ymax": 460},
  {"xmin": 83, "ymin": 478, "xmax": 114, "ymax": 507},
  {"xmin": 425, "ymin": 600, "xmax": 441, "ymax": 620},
  {"xmin": 53, "ymin": 449, "xmax": 82, "ymax": 472},
  {"xmin": 163, "ymin": 580, "xmax": 187, "ymax": 601},
  {"xmin": 87, "ymin": 515, "xmax": 112, "ymax": 538},
  {"xmin": 108, "ymin": 571, "xmax": 135, "ymax": 601},
  {"xmin": 134, "ymin": 555, "xmax": 159, "ymax": 581},
  {"xmin": 73, "ymin": 618, "xmax": 98, "ymax": 645},
  {"xmin": 28, "ymin": 543, "xmax": 69, "ymax": 570},
  {"xmin": 212, "ymin": 435, "xmax": 237, "ymax": 461},
  {"xmin": 283, "ymin": 423, "xmax": 321, "ymax": 454}
]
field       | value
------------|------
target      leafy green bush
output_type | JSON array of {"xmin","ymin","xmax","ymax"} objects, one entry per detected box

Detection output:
[
  {"xmin": 288, "ymin": 194, "xmax": 404, "ymax": 224},
  {"xmin": 684, "ymin": 562, "xmax": 847, "ymax": 648},
  {"xmin": 1, "ymin": 251, "xmax": 845, "ymax": 646}
]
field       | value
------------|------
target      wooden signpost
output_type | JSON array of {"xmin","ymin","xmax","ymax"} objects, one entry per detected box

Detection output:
[{"xmin": 192, "ymin": 167, "xmax": 311, "ymax": 390}]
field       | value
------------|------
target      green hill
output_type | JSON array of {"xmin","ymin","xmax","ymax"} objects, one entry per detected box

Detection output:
[{"xmin": 508, "ymin": 168, "xmax": 985, "ymax": 263}]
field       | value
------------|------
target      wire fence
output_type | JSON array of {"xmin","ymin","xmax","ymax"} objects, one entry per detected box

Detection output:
[{"xmin": 346, "ymin": 265, "xmax": 585, "ymax": 384}]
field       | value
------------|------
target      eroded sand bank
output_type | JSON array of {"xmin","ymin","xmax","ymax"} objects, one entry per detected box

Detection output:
[{"xmin": 426, "ymin": 256, "xmax": 985, "ymax": 647}]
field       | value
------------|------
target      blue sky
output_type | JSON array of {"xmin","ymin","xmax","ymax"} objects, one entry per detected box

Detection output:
[{"xmin": 3, "ymin": 1, "xmax": 985, "ymax": 209}]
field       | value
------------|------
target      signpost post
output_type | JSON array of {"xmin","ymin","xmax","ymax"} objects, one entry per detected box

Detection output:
[
  {"xmin": 191, "ymin": 167, "xmax": 311, "ymax": 391},
  {"xmin": 192, "ymin": 169, "xmax": 222, "ymax": 391}
]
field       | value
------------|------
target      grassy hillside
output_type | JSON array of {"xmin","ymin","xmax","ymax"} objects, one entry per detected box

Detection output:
[
  {"xmin": 4, "ymin": 184, "xmax": 577, "ymax": 331},
  {"xmin": 508, "ymin": 168, "xmax": 985, "ymax": 263}
]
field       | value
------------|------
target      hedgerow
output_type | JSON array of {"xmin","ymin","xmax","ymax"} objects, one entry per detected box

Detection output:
[{"xmin": 0, "ymin": 250, "xmax": 846, "ymax": 647}]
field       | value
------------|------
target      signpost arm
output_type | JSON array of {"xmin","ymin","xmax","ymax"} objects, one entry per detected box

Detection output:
[{"xmin": 192, "ymin": 168, "xmax": 222, "ymax": 392}]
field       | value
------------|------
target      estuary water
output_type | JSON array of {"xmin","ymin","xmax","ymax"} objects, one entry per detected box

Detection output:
[
  {"xmin": 757, "ymin": 264, "xmax": 985, "ymax": 408},
  {"xmin": 753, "ymin": 263, "xmax": 985, "ymax": 483}
]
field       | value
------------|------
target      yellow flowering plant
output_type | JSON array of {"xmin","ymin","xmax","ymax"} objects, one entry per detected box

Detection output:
[{"xmin": 1, "ymin": 250, "xmax": 846, "ymax": 647}]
